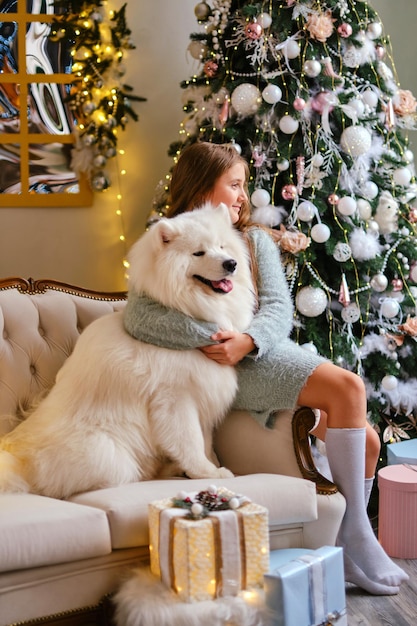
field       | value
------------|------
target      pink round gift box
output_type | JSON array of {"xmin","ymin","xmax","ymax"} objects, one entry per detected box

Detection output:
[{"xmin": 378, "ymin": 464, "xmax": 417, "ymax": 558}]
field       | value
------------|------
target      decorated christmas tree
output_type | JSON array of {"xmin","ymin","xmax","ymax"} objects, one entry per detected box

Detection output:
[{"xmin": 150, "ymin": 0, "xmax": 417, "ymax": 456}]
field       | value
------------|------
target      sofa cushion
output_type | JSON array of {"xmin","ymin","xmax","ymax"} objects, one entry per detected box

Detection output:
[
  {"xmin": 0, "ymin": 287, "xmax": 126, "ymax": 431},
  {"xmin": 69, "ymin": 474, "xmax": 317, "ymax": 550},
  {"xmin": 0, "ymin": 494, "xmax": 112, "ymax": 572}
]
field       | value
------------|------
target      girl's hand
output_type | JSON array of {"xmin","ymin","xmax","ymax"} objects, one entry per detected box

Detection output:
[{"xmin": 199, "ymin": 331, "xmax": 256, "ymax": 365}]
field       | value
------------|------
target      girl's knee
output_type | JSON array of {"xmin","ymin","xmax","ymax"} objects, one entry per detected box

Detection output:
[
  {"xmin": 366, "ymin": 422, "xmax": 381, "ymax": 456},
  {"xmin": 331, "ymin": 368, "xmax": 366, "ymax": 405}
]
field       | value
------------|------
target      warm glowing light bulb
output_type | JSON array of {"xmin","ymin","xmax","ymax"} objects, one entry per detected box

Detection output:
[
  {"xmin": 119, "ymin": 235, "xmax": 125, "ymax": 242},
  {"xmin": 120, "ymin": 169, "xmax": 126, "ymax": 176}
]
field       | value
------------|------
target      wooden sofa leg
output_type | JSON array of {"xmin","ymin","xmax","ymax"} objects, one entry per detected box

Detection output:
[{"xmin": 292, "ymin": 406, "xmax": 339, "ymax": 495}]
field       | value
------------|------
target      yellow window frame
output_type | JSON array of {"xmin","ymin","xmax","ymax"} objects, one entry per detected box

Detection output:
[{"xmin": 0, "ymin": 1, "xmax": 92, "ymax": 207}]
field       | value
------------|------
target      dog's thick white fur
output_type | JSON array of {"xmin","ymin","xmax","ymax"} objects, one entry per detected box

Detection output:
[
  {"xmin": 113, "ymin": 567, "xmax": 266, "ymax": 626},
  {"xmin": 0, "ymin": 204, "xmax": 255, "ymax": 498}
]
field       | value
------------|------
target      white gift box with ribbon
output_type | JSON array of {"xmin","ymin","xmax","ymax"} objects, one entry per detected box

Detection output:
[{"xmin": 264, "ymin": 547, "xmax": 347, "ymax": 626}]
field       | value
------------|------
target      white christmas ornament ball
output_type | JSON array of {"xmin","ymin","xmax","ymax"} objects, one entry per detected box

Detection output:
[
  {"xmin": 338, "ymin": 196, "xmax": 357, "ymax": 216},
  {"xmin": 279, "ymin": 115, "xmax": 299, "ymax": 134},
  {"xmin": 283, "ymin": 39, "xmax": 300, "ymax": 59},
  {"xmin": 231, "ymin": 83, "xmax": 261, "ymax": 116},
  {"xmin": 230, "ymin": 141, "xmax": 242, "ymax": 154},
  {"xmin": 370, "ymin": 273, "xmax": 388, "ymax": 292},
  {"xmin": 404, "ymin": 149, "xmax": 414, "ymax": 163},
  {"xmin": 367, "ymin": 219, "xmax": 380, "ymax": 234},
  {"xmin": 303, "ymin": 59, "xmax": 321, "ymax": 78},
  {"xmin": 262, "ymin": 84, "xmax": 282, "ymax": 104},
  {"xmin": 381, "ymin": 375, "xmax": 398, "ymax": 391},
  {"xmin": 362, "ymin": 89, "xmax": 379, "ymax": 109},
  {"xmin": 311, "ymin": 223, "xmax": 331, "ymax": 243},
  {"xmin": 357, "ymin": 198, "xmax": 372, "ymax": 220},
  {"xmin": 257, "ymin": 12, "xmax": 272, "ymax": 29},
  {"xmin": 296, "ymin": 287, "xmax": 328, "ymax": 317},
  {"xmin": 333, "ymin": 242, "xmax": 352, "ymax": 262},
  {"xmin": 393, "ymin": 167, "xmax": 412, "ymax": 186},
  {"xmin": 368, "ymin": 22, "xmax": 383, "ymax": 39},
  {"xmin": 340, "ymin": 126, "xmax": 372, "ymax": 156},
  {"xmin": 251, "ymin": 188, "xmax": 271, "ymax": 208},
  {"xmin": 363, "ymin": 181, "xmax": 379, "ymax": 200},
  {"xmin": 297, "ymin": 201, "xmax": 315, "ymax": 222},
  {"xmin": 277, "ymin": 159, "xmax": 290, "ymax": 171},
  {"xmin": 380, "ymin": 298, "xmax": 400, "ymax": 319},
  {"xmin": 311, "ymin": 154, "xmax": 324, "ymax": 167}
]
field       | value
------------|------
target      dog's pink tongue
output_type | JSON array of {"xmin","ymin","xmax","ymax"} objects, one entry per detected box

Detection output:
[{"xmin": 212, "ymin": 279, "xmax": 233, "ymax": 293}]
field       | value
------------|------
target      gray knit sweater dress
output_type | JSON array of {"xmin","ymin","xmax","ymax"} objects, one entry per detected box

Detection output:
[{"xmin": 123, "ymin": 227, "xmax": 327, "ymax": 426}]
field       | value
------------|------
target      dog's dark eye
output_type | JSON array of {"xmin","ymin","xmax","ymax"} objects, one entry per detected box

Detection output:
[{"xmin": 193, "ymin": 251, "xmax": 205, "ymax": 256}]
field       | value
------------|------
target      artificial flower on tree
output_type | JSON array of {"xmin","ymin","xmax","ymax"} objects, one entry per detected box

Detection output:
[
  {"xmin": 150, "ymin": 0, "xmax": 417, "ymax": 459},
  {"xmin": 49, "ymin": 0, "xmax": 145, "ymax": 191}
]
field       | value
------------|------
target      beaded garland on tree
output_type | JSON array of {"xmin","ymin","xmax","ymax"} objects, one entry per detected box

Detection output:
[{"xmin": 149, "ymin": 0, "xmax": 417, "ymax": 455}]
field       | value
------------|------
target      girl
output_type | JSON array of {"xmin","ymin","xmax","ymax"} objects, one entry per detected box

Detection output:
[{"xmin": 124, "ymin": 142, "xmax": 407, "ymax": 595}]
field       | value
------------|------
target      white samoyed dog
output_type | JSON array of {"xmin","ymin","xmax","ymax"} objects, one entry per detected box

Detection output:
[{"xmin": 0, "ymin": 204, "xmax": 255, "ymax": 498}]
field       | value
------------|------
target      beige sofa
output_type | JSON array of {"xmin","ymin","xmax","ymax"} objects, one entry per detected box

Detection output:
[{"xmin": 0, "ymin": 277, "xmax": 346, "ymax": 626}]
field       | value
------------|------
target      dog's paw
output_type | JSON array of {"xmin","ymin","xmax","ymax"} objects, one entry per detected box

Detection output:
[{"xmin": 215, "ymin": 466, "xmax": 234, "ymax": 479}]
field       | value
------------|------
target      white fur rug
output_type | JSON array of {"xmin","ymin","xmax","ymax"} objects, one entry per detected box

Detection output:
[{"xmin": 113, "ymin": 567, "xmax": 268, "ymax": 626}]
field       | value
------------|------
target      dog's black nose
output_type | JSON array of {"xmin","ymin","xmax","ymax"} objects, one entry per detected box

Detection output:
[{"xmin": 223, "ymin": 259, "xmax": 237, "ymax": 273}]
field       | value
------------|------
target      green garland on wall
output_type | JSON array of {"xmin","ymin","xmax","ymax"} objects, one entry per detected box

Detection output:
[{"xmin": 49, "ymin": 1, "xmax": 145, "ymax": 191}]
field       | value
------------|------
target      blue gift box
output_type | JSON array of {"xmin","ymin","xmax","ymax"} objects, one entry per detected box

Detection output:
[
  {"xmin": 263, "ymin": 547, "xmax": 347, "ymax": 626},
  {"xmin": 387, "ymin": 439, "xmax": 417, "ymax": 465}
]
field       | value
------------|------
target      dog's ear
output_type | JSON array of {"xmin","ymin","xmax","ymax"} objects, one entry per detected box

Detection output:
[
  {"xmin": 215, "ymin": 202, "xmax": 233, "ymax": 224},
  {"xmin": 153, "ymin": 218, "xmax": 179, "ymax": 246}
]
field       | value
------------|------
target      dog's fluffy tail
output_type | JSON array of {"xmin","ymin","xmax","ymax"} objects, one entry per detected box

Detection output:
[
  {"xmin": 0, "ymin": 449, "xmax": 30, "ymax": 493},
  {"xmin": 113, "ymin": 567, "xmax": 265, "ymax": 626}
]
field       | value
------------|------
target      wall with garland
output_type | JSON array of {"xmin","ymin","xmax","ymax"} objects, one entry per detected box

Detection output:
[{"xmin": 0, "ymin": 0, "xmax": 415, "ymax": 291}]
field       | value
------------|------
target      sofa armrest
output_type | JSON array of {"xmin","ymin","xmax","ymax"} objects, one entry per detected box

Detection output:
[
  {"xmin": 292, "ymin": 407, "xmax": 338, "ymax": 496},
  {"xmin": 214, "ymin": 407, "xmax": 337, "ymax": 495}
]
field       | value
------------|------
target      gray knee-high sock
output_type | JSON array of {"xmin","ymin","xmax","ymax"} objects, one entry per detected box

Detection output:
[
  {"xmin": 325, "ymin": 428, "xmax": 408, "ymax": 595},
  {"xmin": 364, "ymin": 476, "xmax": 374, "ymax": 509}
]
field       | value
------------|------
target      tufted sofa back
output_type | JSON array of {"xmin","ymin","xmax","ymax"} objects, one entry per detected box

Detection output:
[{"xmin": 0, "ymin": 278, "xmax": 127, "ymax": 436}]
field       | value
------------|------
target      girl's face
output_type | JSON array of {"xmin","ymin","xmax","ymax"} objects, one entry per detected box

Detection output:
[{"xmin": 208, "ymin": 163, "xmax": 248, "ymax": 224}]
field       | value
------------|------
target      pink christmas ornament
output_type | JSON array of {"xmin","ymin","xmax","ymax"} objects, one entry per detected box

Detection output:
[
  {"xmin": 281, "ymin": 184, "xmax": 298, "ymax": 201},
  {"xmin": 392, "ymin": 278, "xmax": 403, "ymax": 291},
  {"xmin": 339, "ymin": 274, "xmax": 351, "ymax": 307},
  {"xmin": 409, "ymin": 207, "xmax": 417, "ymax": 223},
  {"xmin": 385, "ymin": 99, "xmax": 395, "ymax": 130},
  {"xmin": 293, "ymin": 97, "xmax": 306, "ymax": 111},
  {"xmin": 245, "ymin": 21, "xmax": 263, "ymax": 40},
  {"xmin": 328, "ymin": 193, "xmax": 340, "ymax": 205},
  {"xmin": 337, "ymin": 23, "xmax": 353, "ymax": 38},
  {"xmin": 376, "ymin": 44, "xmax": 386, "ymax": 60}
]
